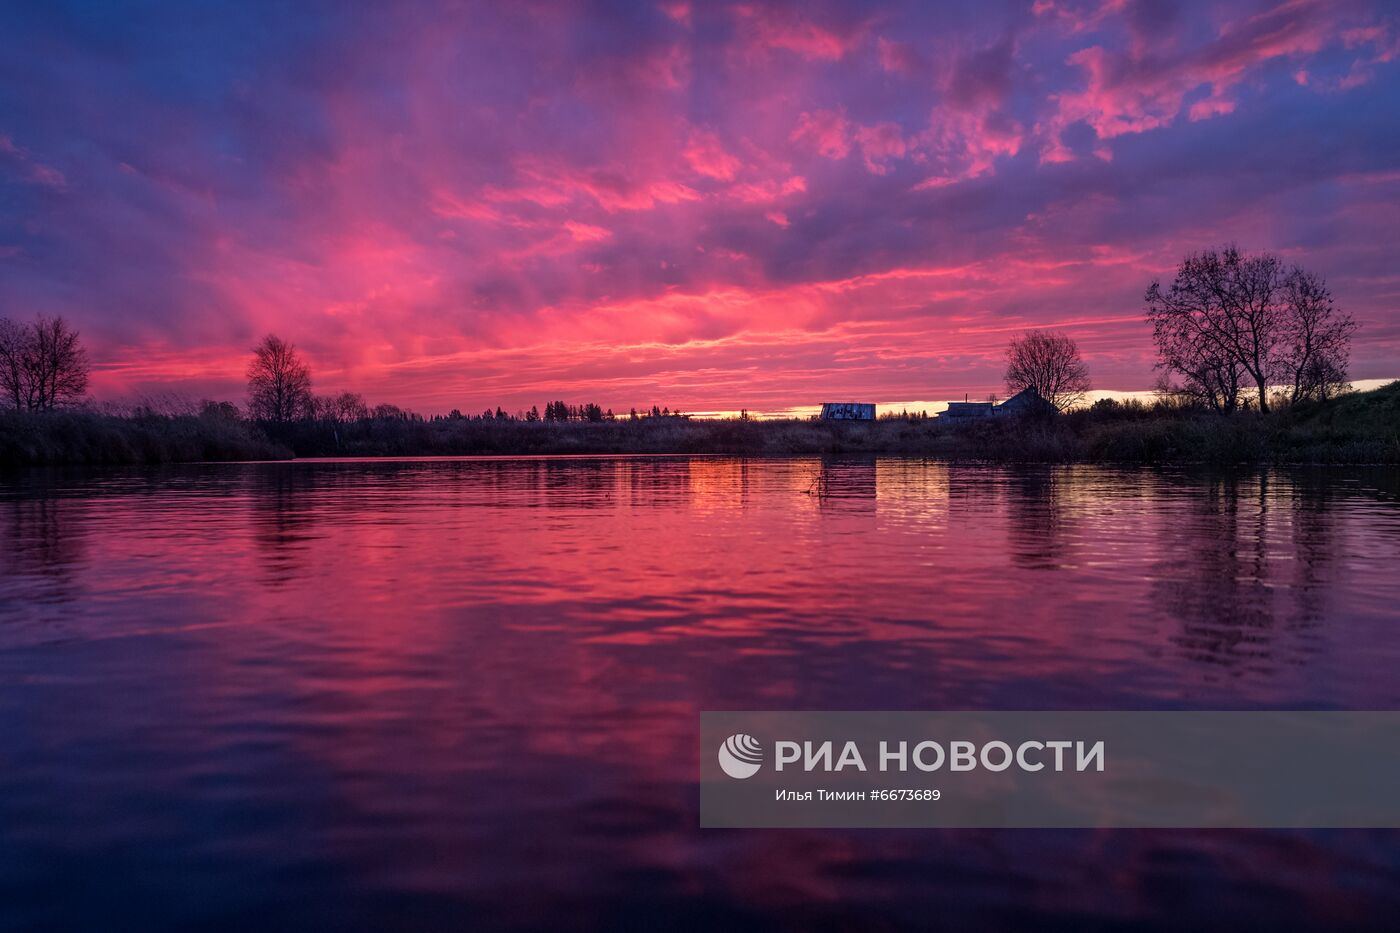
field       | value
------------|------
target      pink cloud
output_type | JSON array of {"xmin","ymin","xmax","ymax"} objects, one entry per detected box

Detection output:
[
  {"xmin": 853, "ymin": 123, "xmax": 908, "ymax": 174},
  {"xmin": 0, "ymin": 134, "xmax": 68, "ymax": 191},
  {"xmin": 877, "ymin": 37, "xmax": 921, "ymax": 75},
  {"xmin": 791, "ymin": 109, "xmax": 852, "ymax": 159},
  {"xmin": 659, "ymin": 1, "xmax": 691, "ymax": 29},
  {"xmin": 732, "ymin": 5, "xmax": 864, "ymax": 62},
  {"xmin": 1343, "ymin": 25, "xmax": 1399, "ymax": 63},
  {"xmin": 684, "ymin": 129, "xmax": 742, "ymax": 181},
  {"xmin": 563, "ymin": 221, "xmax": 611, "ymax": 242},
  {"xmin": 1188, "ymin": 94, "xmax": 1236, "ymax": 121},
  {"xmin": 1328, "ymin": 23, "xmax": 1400, "ymax": 89},
  {"xmin": 915, "ymin": 106, "xmax": 1023, "ymax": 185},
  {"xmin": 636, "ymin": 43, "xmax": 691, "ymax": 90},
  {"xmin": 576, "ymin": 40, "xmax": 692, "ymax": 93},
  {"xmin": 430, "ymin": 191, "xmax": 508, "ymax": 223},
  {"xmin": 1032, "ymin": 0, "xmax": 1129, "ymax": 37},
  {"xmin": 792, "ymin": 111, "xmax": 913, "ymax": 175},
  {"xmin": 485, "ymin": 160, "xmax": 700, "ymax": 213},
  {"xmin": 1038, "ymin": 0, "xmax": 1382, "ymax": 160},
  {"xmin": 727, "ymin": 175, "xmax": 806, "ymax": 204}
]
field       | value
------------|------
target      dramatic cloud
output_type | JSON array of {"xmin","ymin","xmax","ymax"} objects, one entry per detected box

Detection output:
[{"xmin": 0, "ymin": 0, "xmax": 1396, "ymax": 414}]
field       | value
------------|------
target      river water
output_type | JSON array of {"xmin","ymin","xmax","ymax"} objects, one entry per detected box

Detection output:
[{"xmin": 2, "ymin": 458, "xmax": 1398, "ymax": 930}]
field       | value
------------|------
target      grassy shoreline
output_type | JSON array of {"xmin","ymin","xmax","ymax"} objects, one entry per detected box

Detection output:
[
  {"xmin": 0, "ymin": 409, "xmax": 291, "ymax": 467},
  {"xmin": 3, "ymin": 382, "xmax": 1397, "ymax": 468}
]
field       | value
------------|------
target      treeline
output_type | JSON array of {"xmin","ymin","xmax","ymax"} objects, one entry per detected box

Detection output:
[
  {"xmin": 271, "ymin": 382, "xmax": 1400, "ymax": 462},
  {"xmin": 445, "ymin": 401, "xmax": 684, "ymax": 423},
  {"xmin": 3, "ymin": 379, "xmax": 1397, "ymax": 466},
  {"xmin": 244, "ymin": 335, "xmax": 685, "ymax": 428}
]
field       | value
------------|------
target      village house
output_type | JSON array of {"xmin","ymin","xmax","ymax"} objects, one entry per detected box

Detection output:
[
  {"xmin": 819, "ymin": 402, "xmax": 876, "ymax": 421},
  {"xmin": 939, "ymin": 387, "xmax": 1057, "ymax": 420}
]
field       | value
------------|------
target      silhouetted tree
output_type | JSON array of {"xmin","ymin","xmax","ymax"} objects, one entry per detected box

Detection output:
[
  {"xmin": 1145, "ymin": 247, "xmax": 1356, "ymax": 412},
  {"xmin": 329, "ymin": 391, "xmax": 369, "ymax": 422},
  {"xmin": 1151, "ymin": 347, "xmax": 1243, "ymax": 413},
  {"xmin": 200, "ymin": 399, "xmax": 242, "ymax": 422},
  {"xmin": 1280, "ymin": 267, "xmax": 1356, "ymax": 403},
  {"xmin": 0, "ymin": 318, "xmax": 22, "ymax": 410},
  {"xmin": 1004, "ymin": 330, "xmax": 1089, "ymax": 411},
  {"xmin": 247, "ymin": 334, "xmax": 312, "ymax": 423},
  {"xmin": 33, "ymin": 316, "xmax": 90, "ymax": 410},
  {"xmin": 0, "ymin": 315, "xmax": 89, "ymax": 411}
]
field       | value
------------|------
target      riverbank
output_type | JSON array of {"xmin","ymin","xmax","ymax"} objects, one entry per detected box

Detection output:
[
  {"xmin": 2, "ymin": 382, "xmax": 1396, "ymax": 467},
  {"xmin": 0, "ymin": 409, "xmax": 291, "ymax": 466}
]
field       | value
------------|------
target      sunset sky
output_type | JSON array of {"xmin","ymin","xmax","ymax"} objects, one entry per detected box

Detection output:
[{"xmin": 2, "ymin": 0, "xmax": 1398, "ymax": 416}]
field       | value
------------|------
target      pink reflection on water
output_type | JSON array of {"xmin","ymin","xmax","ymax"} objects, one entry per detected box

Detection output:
[{"xmin": 1, "ymin": 459, "xmax": 1398, "ymax": 928}]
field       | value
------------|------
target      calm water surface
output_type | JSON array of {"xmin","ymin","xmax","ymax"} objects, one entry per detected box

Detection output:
[{"xmin": 2, "ymin": 457, "xmax": 1399, "ymax": 931}]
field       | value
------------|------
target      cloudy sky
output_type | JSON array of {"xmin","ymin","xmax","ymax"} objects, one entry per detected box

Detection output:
[{"xmin": 2, "ymin": 0, "xmax": 1397, "ymax": 414}]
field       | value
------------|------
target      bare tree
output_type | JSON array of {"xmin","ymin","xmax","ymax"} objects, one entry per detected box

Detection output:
[
  {"xmin": 0, "ymin": 315, "xmax": 90, "ymax": 411},
  {"xmin": 1004, "ymin": 330, "xmax": 1091, "ymax": 410},
  {"xmin": 31, "ymin": 316, "xmax": 90, "ymax": 410},
  {"xmin": 331, "ymin": 391, "xmax": 369, "ymax": 422},
  {"xmin": 1149, "ymin": 329, "xmax": 1245, "ymax": 413},
  {"xmin": 1280, "ymin": 268, "xmax": 1355, "ymax": 403},
  {"xmin": 306, "ymin": 391, "xmax": 369, "ymax": 422},
  {"xmin": 0, "ymin": 317, "xmax": 25, "ymax": 410},
  {"xmin": 247, "ymin": 334, "xmax": 312, "ymax": 423},
  {"xmin": 200, "ymin": 400, "xmax": 243, "ymax": 422},
  {"xmin": 1145, "ymin": 247, "xmax": 1354, "ymax": 412}
]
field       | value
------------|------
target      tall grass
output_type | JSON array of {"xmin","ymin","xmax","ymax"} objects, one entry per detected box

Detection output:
[{"xmin": 0, "ymin": 409, "xmax": 290, "ymax": 466}]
